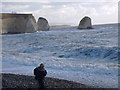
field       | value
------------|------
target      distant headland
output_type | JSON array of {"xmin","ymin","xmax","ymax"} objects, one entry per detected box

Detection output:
[{"xmin": 0, "ymin": 13, "xmax": 50, "ymax": 34}]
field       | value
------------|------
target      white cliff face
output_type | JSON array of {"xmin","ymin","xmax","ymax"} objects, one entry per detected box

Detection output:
[
  {"xmin": 0, "ymin": 14, "xmax": 37, "ymax": 34},
  {"xmin": 37, "ymin": 17, "xmax": 50, "ymax": 31},
  {"xmin": 78, "ymin": 16, "xmax": 92, "ymax": 29},
  {"xmin": 26, "ymin": 17, "xmax": 38, "ymax": 33}
]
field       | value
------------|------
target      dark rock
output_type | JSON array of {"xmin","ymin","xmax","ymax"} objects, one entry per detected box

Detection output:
[
  {"xmin": 78, "ymin": 16, "xmax": 93, "ymax": 29},
  {"xmin": 37, "ymin": 17, "xmax": 50, "ymax": 31}
]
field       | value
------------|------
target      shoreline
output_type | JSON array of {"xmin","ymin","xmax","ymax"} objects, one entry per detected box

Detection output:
[{"xmin": 1, "ymin": 73, "xmax": 88, "ymax": 89}]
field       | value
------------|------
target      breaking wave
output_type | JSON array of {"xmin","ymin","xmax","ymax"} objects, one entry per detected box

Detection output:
[{"xmin": 59, "ymin": 47, "xmax": 118, "ymax": 60}]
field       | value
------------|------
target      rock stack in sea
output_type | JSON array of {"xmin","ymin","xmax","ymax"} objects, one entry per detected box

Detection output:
[
  {"xmin": 37, "ymin": 17, "xmax": 50, "ymax": 31},
  {"xmin": 78, "ymin": 16, "xmax": 93, "ymax": 29}
]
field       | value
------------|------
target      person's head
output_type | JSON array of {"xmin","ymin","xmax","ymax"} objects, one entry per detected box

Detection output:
[{"xmin": 40, "ymin": 63, "xmax": 45, "ymax": 68}]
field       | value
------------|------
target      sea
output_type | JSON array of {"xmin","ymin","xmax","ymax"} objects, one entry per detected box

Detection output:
[{"xmin": 1, "ymin": 23, "xmax": 119, "ymax": 88}]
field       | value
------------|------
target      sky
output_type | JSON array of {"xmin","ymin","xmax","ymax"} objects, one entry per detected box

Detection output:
[{"xmin": 1, "ymin": 0, "xmax": 119, "ymax": 25}]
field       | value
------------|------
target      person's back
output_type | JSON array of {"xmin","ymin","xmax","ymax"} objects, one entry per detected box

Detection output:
[{"xmin": 34, "ymin": 64, "xmax": 47, "ymax": 88}]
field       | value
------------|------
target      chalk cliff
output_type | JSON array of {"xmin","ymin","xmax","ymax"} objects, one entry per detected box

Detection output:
[
  {"xmin": 0, "ymin": 13, "xmax": 38, "ymax": 34},
  {"xmin": 37, "ymin": 17, "xmax": 50, "ymax": 31},
  {"xmin": 78, "ymin": 16, "xmax": 93, "ymax": 29}
]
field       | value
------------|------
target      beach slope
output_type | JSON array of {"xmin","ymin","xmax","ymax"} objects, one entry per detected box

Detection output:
[{"xmin": 2, "ymin": 73, "xmax": 87, "ymax": 89}]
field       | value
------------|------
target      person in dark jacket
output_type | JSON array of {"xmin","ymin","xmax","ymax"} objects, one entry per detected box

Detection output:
[{"xmin": 34, "ymin": 63, "xmax": 47, "ymax": 89}]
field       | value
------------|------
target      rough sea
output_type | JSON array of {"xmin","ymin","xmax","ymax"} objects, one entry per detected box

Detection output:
[{"xmin": 1, "ymin": 23, "xmax": 119, "ymax": 88}]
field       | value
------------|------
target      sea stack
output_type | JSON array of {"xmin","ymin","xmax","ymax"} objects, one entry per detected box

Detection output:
[
  {"xmin": 0, "ymin": 13, "xmax": 38, "ymax": 34},
  {"xmin": 78, "ymin": 16, "xmax": 93, "ymax": 29},
  {"xmin": 37, "ymin": 17, "xmax": 50, "ymax": 31}
]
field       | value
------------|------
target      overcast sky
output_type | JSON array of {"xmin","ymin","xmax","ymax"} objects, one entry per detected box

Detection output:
[{"xmin": 1, "ymin": 0, "xmax": 119, "ymax": 25}]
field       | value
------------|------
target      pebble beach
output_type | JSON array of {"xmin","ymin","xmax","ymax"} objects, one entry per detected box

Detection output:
[{"xmin": 2, "ymin": 73, "xmax": 88, "ymax": 89}]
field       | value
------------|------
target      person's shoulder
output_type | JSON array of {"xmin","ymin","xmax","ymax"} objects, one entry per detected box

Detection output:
[{"xmin": 34, "ymin": 67, "xmax": 39, "ymax": 70}]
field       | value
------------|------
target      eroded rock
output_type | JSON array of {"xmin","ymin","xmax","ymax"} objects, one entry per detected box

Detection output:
[
  {"xmin": 37, "ymin": 17, "xmax": 50, "ymax": 31},
  {"xmin": 78, "ymin": 16, "xmax": 93, "ymax": 29}
]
